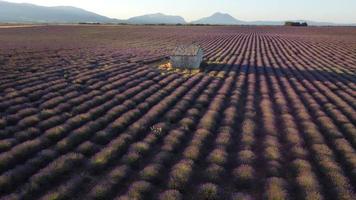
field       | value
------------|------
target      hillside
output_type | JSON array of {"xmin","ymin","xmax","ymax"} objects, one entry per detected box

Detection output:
[
  {"xmin": 0, "ymin": 1, "xmax": 354, "ymax": 26},
  {"xmin": 0, "ymin": 0, "xmax": 118, "ymax": 23},
  {"xmin": 127, "ymin": 13, "xmax": 186, "ymax": 24},
  {"xmin": 191, "ymin": 12, "xmax": 242, "ymax": 25}
]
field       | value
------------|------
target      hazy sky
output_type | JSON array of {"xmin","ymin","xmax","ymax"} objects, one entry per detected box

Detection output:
[{"xmin": 5, "ymin": 0, "xmax": 356, "ymax": 23}]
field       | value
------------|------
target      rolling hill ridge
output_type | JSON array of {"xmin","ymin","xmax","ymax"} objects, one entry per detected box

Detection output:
[
  {"xmin": 0, "ymin": 0, "xmax": 354, "ymax": 26},
  {"xmin": 0, "ymin": 0, "xmax": 118, "ymax": 23}
]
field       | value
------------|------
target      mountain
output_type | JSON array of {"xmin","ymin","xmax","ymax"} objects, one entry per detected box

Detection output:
[
  {"xmin": 0, "ymin": 1, "xmax": 353, "ymax": 26},
  {"xmin": 191, "ymin": 12, "xmax": 242, "ymax": 25},
  {"xmin": 0, "ymin": 0, "xmax": 118, "ymax": 23},
  {"xmin": 190, "ymin": 13, "xmax": 355, "ymax": 26},
  {"xmin": 127, "ymin": 13, "xmax": 186, "ymax": 24}
]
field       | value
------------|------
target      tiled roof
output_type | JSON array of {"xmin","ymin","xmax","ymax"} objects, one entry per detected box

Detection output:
[{"xmin": 172, "ymin": 44, "xmax": 202, "ymax": 56}]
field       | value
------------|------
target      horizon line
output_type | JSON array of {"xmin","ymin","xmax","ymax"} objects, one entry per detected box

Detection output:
[{"xmin": 2, "ymin": 0, "xmax": 356, "ymax": 24}]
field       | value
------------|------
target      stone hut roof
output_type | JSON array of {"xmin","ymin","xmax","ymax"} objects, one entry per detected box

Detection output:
[{"xmin": 172, "ymin": 45, "xmax": 202, "ymax": 56}]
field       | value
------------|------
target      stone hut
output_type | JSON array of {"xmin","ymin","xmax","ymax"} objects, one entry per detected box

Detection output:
[{"xmin": 170, "ymin": 44, "xmax": 203, "ymax": 69}]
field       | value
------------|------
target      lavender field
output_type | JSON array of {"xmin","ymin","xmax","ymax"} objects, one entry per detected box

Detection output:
[{"xmin": 0, "ymin": 25, "xmax": 355, "ymax": 200}]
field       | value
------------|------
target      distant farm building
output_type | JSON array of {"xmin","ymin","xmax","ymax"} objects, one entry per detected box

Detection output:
[
  {"xmin": 285, "ymin": 21, "xmax": 308, "ymax": 26},
  {"xmin": 170, "ymin": 45, "xmax": 203, "ymax": 69}
]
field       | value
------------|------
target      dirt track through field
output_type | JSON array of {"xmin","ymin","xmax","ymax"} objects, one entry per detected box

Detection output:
[{"xmin": 0, "ymin": 25, "xmax": 44, "ymax": 29}]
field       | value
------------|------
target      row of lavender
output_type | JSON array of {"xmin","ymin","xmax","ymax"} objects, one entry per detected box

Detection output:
[{"xmin": 0, "ymin": 26, "xmax": 355, "ymax": 200}]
